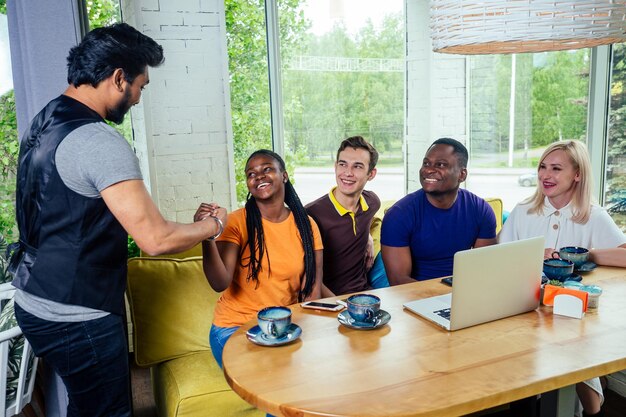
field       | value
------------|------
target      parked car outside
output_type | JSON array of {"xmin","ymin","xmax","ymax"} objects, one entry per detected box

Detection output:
[{"xmin": 518, "ymin": 172, "xmax": 538, "ymax": 187}]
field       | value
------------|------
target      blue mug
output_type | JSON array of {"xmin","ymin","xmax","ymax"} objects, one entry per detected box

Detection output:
[
  {"xmin": 257, "ymin": 306, "xmax": 291, "ymax": 339},
  {"xmin": 543, "ymin": 258, "xmax": 574, "ymax": 281},
  {"xmin": 552, "ymin": 246, "xmax": 589, "ymax": 269},
  {"xmin": 346, "ymin": 294, "xmax": 381, "ymax": 324}
]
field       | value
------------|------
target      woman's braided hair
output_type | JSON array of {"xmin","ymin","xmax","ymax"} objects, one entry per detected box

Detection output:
[{"xmin": 243, "ymin": 150, "xmax": 316, "ymax": 301}]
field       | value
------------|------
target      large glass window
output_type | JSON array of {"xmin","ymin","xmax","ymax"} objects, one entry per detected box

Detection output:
[
  {"xmin": 277, "ymin": 0, "xmax": 405, "ymax": 204},
  {"xmin": 606, "ymin": 43, "xmax": 626, "ymax": 232},
  {"xmin": 467, "ymin": 51, "xmax": 590, "ymax": 212},
  {"xmin": 229, "ymin": 0, "xmax": 616, "ymax": 216},
  {"xmin": 225, "ymin": 0, "xmax": 272, "ymax": 203},
  {"xmin": 0, "ymin": 4, "xmax": 17, "ymax": 239}
]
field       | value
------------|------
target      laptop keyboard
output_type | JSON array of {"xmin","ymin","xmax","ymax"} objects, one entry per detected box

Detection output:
[{"xmin": 434, "ymin": 308, "xmax": 451, "ymax": 320}]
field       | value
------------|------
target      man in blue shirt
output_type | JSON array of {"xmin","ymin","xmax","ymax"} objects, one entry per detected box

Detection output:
[{"xmin": 381, "ymin": 137, "xmax": 497, "ymax": 283}]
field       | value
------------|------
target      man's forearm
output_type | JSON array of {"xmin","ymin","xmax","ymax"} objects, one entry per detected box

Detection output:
[{"xmin": 388, "ymin": 274, "xmax": 415, "ymax": 286}]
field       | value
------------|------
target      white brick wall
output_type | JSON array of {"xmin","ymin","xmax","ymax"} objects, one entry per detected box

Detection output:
[
  {"xmin": 406, "ymin": 0, "xmax": 467, "ymax": 192},
  {"xmin": 121, "ymin": 0, "xmax": 236, "ymax": 221}
]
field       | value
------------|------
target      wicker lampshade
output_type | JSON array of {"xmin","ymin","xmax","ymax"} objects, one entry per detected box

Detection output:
[{"xmin": 430, "ymin": 0, "xmax": 626, "ymax": 55}]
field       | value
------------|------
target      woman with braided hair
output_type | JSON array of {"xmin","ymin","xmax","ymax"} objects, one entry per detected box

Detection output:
[{"xmin": 195, "ymin": 149, "xmax": 323, "ymax": 367}]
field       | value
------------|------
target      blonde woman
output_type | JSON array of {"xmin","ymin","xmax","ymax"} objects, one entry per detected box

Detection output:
[{"xmin": 500, "ymin": 139, "xmax": 626, "ymax": 417}]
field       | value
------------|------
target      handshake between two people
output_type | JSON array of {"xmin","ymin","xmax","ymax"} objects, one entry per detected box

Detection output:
[{"xmin": 194, "ymin": 202, "xmax": 228, "ymax": 238}]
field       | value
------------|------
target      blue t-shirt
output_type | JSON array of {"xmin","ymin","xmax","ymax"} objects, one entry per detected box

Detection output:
[{"xmin": 381, "ymin": 189, "xmax": 496, "ymax": 281}]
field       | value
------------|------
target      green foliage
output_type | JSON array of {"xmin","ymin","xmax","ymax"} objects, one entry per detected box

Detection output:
[
  {"xmin": 0, "ymin": 183, "xmax": 15, "ymax": 240},
  {"xmin": 0, "ymin": 91, "xmax": 18, "ymax": 178},
  {"xmin": 0, "ymin": 233, "xmax": 8, "ymax": 283},
  {"xmin": 226, "ymin": 0, "xmax": 272, "ymax": 204},
  {"xmin": 607, "ymin": 43, "xmax": 626, "ymax": 232},
  {"xmin": 0, "ymin": 91, "xmax": 18, "ymax": 239},
  {"xmin": 469, "ymin": 51, "xmax": 588, "ymax": 167},
  {"xmin": 0, "ymin": 0, "xmax": 5, "ymax": 15},
  {"xmin": 225, "ymin": 0, "xmax": 308, "ymax": 204},
  {"xmin": 86, "ymin": 0, "xmax": 120, "ymax": 28},
  {"xmin": 531, "ymin": 51, "xmax": 588, "ymax": 145},
  {"xmin": 127, "ymin": 236, "xmax": 140, "ymax": 258},
  {"xmin": 282, "ymin": 13, "xmax": 404, "ymax": 167}
]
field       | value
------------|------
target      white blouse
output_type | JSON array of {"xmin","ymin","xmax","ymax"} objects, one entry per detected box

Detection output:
[{"xmin": 499, "ymin": 197, "xmax": 626, "ymax": 250}]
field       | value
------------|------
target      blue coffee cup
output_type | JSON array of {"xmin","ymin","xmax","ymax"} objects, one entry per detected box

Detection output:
[
  {"xmin": 257, "ymin": 306, "xmax": 291, "ymax": 339},
  {"xmin": 552, "ymin": 246, "xmax": 590, "ymax": 269},
  {"xmin": 346, "ymin": 294, "xmax": 381, "ymax": 324},
  {"xmin": 543, "ymin": 258, "xmax": 574, "ymax": 281}
]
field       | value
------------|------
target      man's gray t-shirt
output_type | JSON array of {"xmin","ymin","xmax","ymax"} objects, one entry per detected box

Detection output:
[{"xmin": 15, "ymin": 122, "xmax": 142, "ymax": 322}]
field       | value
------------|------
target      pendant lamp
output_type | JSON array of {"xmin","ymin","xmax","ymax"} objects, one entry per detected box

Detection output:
[{"xmin": 431, "ymin": 0, "xmax": 626, "ymax": 54}]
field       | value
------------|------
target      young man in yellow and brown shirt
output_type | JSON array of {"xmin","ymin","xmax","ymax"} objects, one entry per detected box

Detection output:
[{"xmin": 306, "ymin": 136, "xmax": 381, "ymax": 297}]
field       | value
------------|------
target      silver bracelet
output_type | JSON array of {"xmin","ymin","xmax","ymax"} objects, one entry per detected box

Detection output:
[{"xmin": 205, "ymin": 215, "xmax": 224, "ymax": 241}]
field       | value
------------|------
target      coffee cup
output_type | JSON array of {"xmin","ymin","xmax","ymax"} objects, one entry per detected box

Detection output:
[
  {"xmin": 552, "ymin": 246, "xmax": 589, "ymax": 269},
  {"xmin": 257, "ymin": 306, "xmax": 292, "ymax": 339},
  {"xmin": 543, "ymin": 258, "xmax": 575, "ymax": 281},
  {"xmin": 346, "ymin": 294, "xmax": 381, "ymax": 324}
]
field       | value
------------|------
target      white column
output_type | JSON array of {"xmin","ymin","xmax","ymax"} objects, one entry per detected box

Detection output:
[{"xmin": 121, "ymin": 0, "xmax": 237, "ymax": 219}]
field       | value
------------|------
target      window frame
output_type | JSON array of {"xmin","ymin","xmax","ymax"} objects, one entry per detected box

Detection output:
[{"xmin": 264, "ymin": 1, "xmax": 615, "ymax": 204}]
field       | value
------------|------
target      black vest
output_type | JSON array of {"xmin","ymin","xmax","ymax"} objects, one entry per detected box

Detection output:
[{"xmin": 10, "ymin": 95, "xmax": 127, "ymax": 314}]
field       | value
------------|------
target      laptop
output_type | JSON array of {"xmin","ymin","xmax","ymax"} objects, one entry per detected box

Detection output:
[{"xmin": 403, "ymin": 236, "xmax": 545, "ymax": 331}]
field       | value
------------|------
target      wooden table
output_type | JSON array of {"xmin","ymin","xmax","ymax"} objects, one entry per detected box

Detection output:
[{"xmin": 222, "ymin": 267, "xmax": 626, "ymax": 417}]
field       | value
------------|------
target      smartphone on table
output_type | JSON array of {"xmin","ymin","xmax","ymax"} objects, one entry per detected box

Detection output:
[
  {"xmin": 440, "ymin": 276, "xmax": 453, "ymax": 286},
  {"xmin": 301, "ymin": 301, "xmax": 345, "ymax": 312}
]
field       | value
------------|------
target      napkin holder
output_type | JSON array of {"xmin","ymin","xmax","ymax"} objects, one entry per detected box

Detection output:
[{"xmin": 542, "ymin": 284, "xmax": 588, "ymax": 319}]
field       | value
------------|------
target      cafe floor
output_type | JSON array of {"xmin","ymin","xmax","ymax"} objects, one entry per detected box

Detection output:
[{"xmin": 13, "ymin": 359, "xmax": 626, "ymax": 416}]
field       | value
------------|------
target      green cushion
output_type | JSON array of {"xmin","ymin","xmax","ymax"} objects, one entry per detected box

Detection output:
[
  {"xmin": 152, "ymin": 351, "xmax": 262, "ymax": 417},
  {"xmin": 126, "ymin": 257, "xmax": 219, "ymax": 367}
]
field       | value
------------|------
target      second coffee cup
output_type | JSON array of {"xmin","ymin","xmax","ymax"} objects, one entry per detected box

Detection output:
[
  {"xmin": 346, "ymin": 294, "xmax": 381, "ymax": 324},
  {"xmin": 552, "ymin": 246, "xmax": 589, "ymax": 269}
]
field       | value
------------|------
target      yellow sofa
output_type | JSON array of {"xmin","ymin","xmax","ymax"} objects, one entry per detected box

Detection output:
[{"xmin": 126, "ymin": 256, "xmax": 262, "ymax": 417}]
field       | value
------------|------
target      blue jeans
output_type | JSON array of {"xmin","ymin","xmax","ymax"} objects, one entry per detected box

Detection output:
[
  {"xmin": 368, "ymin": 252, "xmax": 390, "ymax": 289},
  {"xmin": 14, "ymin": 303, "xmax": 130, "ymax": 417},
  {"xmin": 210, "ymin": 324, "xmax": 275, "ymax": 417},
  {"xmin": 209, "ymin": 324, "xmax": 239, "ymax": 368}
]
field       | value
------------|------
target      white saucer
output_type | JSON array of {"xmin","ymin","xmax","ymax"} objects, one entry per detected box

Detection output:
[
  {"xmin": 337, "ymin": 310, "xmax": 391, "ymax": 330},
  {"xmin": 246, "ymin": 323, "xmax": 302, "ymax": 346}
]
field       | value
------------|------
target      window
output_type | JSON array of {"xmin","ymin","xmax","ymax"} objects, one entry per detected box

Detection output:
[
  {"xmin": 0, "ymin": 8, "xmax": 17, "ymax": 239},
  {"xmin": 276, "ymin": 0, "xmax": 405, "ymax": 204},
  {"xmin": 606, "ymin": 43, "xmax": 626, "ymax": 232},
  {"xmin": 225, "ymin": 0, "xmax": 272, "ymax": 203},
  {"xmin": 467, "ymin": 51, "xmax": 590, "ymax": 213},
  {"xmin": 232, "ymin": 0, "xmax": 619, "ymax": 218}
]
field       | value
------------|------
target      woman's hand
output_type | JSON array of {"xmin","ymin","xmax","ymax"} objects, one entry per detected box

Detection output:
[
  {"xmin": 194, "ymin": 203, "xmax": 227, "ymax": 225},
  {"xmin": 544, "ymin": 247, "xmax": 556, "ymax": 260}
]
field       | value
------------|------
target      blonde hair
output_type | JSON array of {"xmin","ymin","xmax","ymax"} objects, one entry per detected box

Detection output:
[{"xmin": 524, "ymin": 140, "xmax": 593, "ymax": 223}]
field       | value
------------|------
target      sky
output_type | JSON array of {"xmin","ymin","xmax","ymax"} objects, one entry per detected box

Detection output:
[{"xmin": 302, "ymin": 0, "xmax": 403, "ymax": 36}]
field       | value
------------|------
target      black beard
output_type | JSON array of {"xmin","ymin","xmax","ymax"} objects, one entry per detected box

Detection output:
[{"xmin": 107, "ymin": 88, "xmax": 132, "ymax": 125}]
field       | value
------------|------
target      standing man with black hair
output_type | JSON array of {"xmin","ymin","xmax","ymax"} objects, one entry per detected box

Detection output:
[
  {"xmin": 9, "ymin": 23, "xmax": 226, "ymax": 416},
  {"xmin": 381, "ymin": 137, "xmax": 497, "ymax": 284},
  {"xmin": 306, "ymin": 136, "xmax": 381, "ymax": 296}
]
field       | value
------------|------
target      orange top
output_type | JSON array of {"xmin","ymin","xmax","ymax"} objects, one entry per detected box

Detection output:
[{"xmin": 213, "ymin": 208, "xmax": 323, "ymax": 328}]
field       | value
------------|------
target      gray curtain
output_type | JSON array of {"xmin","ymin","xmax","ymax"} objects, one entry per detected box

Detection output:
[{"xmin": 6, "ymin": 0, "xmax": 88, "ymax": 138}]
